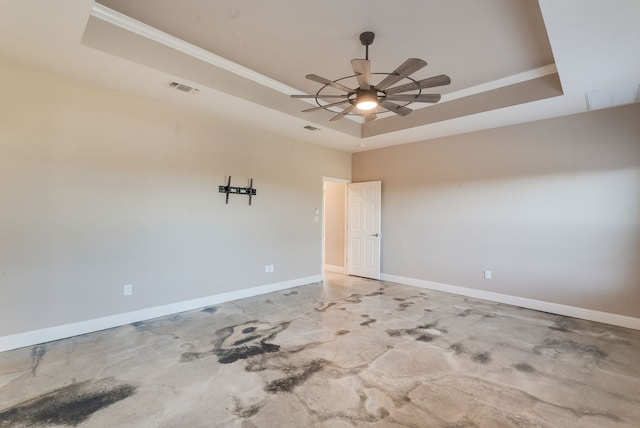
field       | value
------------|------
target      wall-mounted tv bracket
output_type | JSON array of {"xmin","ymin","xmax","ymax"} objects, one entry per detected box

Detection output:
[{"xmin": 219, "ymin": 176, "xmax": 257, "ymax": 205}]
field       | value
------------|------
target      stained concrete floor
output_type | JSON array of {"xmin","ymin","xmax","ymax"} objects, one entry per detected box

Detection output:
[{"xmin": 1, "ymin": 273, "xmax": 639, "ymax": 427}]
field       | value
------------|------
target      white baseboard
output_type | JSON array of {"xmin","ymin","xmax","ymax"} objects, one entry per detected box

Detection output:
[
  {"xmin": 0, "ymin": 275, "xmax": 322, "ymax": 353},
  {"xmin": 324, "ymin": 264, "xmax": 345, "ymax": 274},
  {"xmin": 381, "ymin": 274, "xmax": 640, "ymax": 330}
]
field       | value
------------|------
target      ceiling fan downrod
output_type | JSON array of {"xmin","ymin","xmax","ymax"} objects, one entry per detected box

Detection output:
[{"xmin": 359, "ymin": 31, "xmax": 375, "ymax": 60}]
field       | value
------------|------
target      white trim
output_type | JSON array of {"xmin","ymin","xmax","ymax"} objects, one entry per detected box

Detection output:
[
  {"xmin": 321, "ymin": 176, "xmax": 351, "ymax": 185},
  {"xmin": 91, "ymin": 3, "xmax": 557, "ymax": 117},
  {"xmin": 412, "ymin": 64, "xmax": 559, "ymax": 112},
  {"xmin": 90, "ymin": 4, "xmax": 366, "ymax": 122},
  {"xmin": 440, "ymin": 64, "xmax": 558, "ymax": 104},
  {"xmin": 321, "ymin": 177, "xmax": 351, "ymax": 276},
  {"xmin": 381, "ymin": 274, "xmax": 640, "ymax": 330},
  {"xmin": 0, "ymin": 275, "xmax": 321, "ymax": 353},
  {"xmin": 90, "ymin": 3, "xmax": 299, "ymax": 96},
  {"xmin": 324, "ymin": 264, "xmax": 346, "ymax": 274}
]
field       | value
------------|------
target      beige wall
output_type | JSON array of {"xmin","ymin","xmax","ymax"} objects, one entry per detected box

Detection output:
[
  {"xmin": 2, "ymin": 54, "xmax": 638, "ymax": 339},
  {"xmin": 324, "ymin": 181, "xmax": 346, "ymax": 268},
  {"xmin": 0, "ymin": 58, "xmax": 350, "ymax": 336},
  {"xmin": 353, "ymin": 104, "xmax": 640, "ymax": 318}
]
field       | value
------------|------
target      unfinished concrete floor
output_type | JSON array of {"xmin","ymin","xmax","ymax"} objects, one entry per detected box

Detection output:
[{"xmin": 1, "ymin": 273, "xmax": 639, "ymax": 427}]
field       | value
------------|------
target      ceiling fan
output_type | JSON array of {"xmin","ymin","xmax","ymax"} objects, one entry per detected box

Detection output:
[{"xmin": 291, "ymin": 31, "xmax": 451, "ymax": 122}]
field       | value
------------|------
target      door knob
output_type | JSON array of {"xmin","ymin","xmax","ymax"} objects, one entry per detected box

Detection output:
[{"xmin": 371, "ymin": 233, "xmax": 380, "ymax": 237}]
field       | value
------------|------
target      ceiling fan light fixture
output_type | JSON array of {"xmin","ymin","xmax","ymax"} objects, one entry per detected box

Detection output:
[{"xmin": 355, "ymin": 90, "xmax": 378, "ymax": 111}]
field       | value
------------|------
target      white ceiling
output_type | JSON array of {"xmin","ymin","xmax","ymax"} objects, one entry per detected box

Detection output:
[{"xmin": 0, "ymin": 0, "xmax": 638, "ymax": 152}]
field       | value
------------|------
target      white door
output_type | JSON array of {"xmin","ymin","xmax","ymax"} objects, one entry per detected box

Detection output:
[{"xmin": 347, "ymin": 181, "xmax": 381, "ymax": 279}]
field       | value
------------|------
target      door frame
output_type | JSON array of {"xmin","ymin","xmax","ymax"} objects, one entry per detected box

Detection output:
[{"xmin": 322, "ymin": 176, "xmax": 350, "ymax": 275}]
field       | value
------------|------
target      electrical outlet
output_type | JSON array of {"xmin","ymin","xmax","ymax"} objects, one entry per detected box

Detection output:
[
  {"xmin": 484, "ymin": 270, "xmax": 492, "ymax": 280},
  {"xmin": 123, "ymin": 284, "xmax": 133, "ymax": 296}
]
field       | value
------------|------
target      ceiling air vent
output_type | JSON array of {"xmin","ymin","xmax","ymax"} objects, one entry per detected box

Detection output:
[
  {"xmin": 303, "ymin": 125, "xmax": 320, "ymax": 131},
  {"xmin": 169, "ymin": 81, "xmax": 199, "ymax": 94},
  {"xmin": 585, "ymin": 83, "xmax": 640, "ymax": 110}
]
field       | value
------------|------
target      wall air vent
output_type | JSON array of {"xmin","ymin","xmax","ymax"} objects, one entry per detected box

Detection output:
[{"xmin": 169, "ymin": 81, "xmax": 200, "ymax": 94}]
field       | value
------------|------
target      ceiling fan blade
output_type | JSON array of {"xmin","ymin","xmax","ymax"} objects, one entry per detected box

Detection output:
[
  {"xmin": 380, "ymin": 100, "xmax": 412, "ymax": 117},
  {"xmin": 374, "ymin": 58, "xmax": 427, "ymax": 91},
  {"xmin": 302, "ymin": 100, "xmax": 350, "ymax": 112},
  {"xmin": 364, "ymin": 113, "xmax": 377, "ymax": 122},
  {"xmin": 306, "ymin": 74, "xmax": 352, "ymax": 92},
  {"xmin": 385, "ymin": 75, "xmax": 451, "ymax": 95},
  {"xmin": 291, "ymin": 94, "xmax": 349, "ymax": 99},
  {"xmin": 329, "ymin": 104, "xmax": 356, "ymax": 121},
  {"xmin": 351, "ymin": 59, "xmax": 371, "ymax": 90},
  {"xmin": 385, "ymin": 93, "xmax": 441, "ymax": 103}
]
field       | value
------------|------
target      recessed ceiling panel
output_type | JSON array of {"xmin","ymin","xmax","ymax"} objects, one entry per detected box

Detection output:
[
  {"xmin": 90, "ymin": 0, "xmax": 560, "ymax": 139},
  {"xmin": 98, "ymin": 0, "xmax": 555, "ymax": 96}
]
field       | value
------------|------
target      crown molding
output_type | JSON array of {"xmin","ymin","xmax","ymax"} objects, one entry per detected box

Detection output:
[
  {"xmin": 420, "ymin": 63, "xmax": 559, "ymax": 111},
  {"xmin": 91, "ymin": 3, "xmax": 557, "ymax": 108},
  {"xmin": 90, "ymin": 3, "xmax": 300, "ymax": 96}
]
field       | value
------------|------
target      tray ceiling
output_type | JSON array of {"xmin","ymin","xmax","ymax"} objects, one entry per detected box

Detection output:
[{"xmin": 90, "ymin": 0, "xmax": 562, "ymax": 138}]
